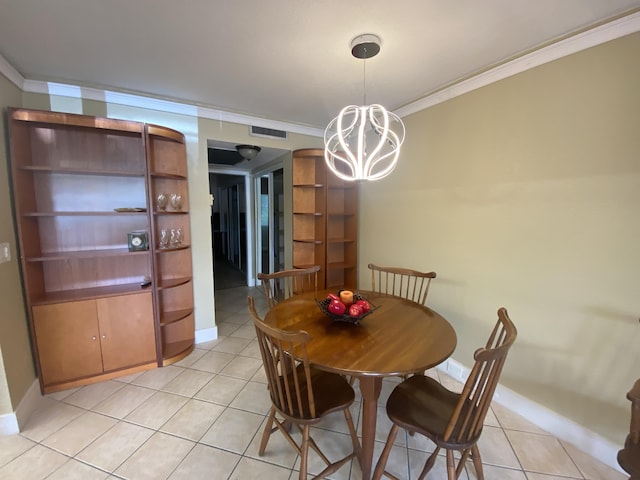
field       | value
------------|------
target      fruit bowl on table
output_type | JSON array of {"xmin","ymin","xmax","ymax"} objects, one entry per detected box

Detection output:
[{"xmin": 316, "ymin": 291, "xmax": 376, "ymax": 325}]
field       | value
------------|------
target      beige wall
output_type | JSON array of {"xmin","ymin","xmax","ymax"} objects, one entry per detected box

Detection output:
[
  {"xmin": 0, "ymin": 73, "xmax": 36, "ymax": 415},
  {"xmin": 358, "ymin": 32, "xmax": 640, "ymax": 444}
]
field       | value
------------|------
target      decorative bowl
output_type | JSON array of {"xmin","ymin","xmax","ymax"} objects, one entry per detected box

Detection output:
[{"xmin": 316, "ymin": 292, "xmax": 376, "ymax": 325}]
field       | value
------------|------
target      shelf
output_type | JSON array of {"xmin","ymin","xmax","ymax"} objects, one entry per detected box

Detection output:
[
  {"xmin": 158, "ymin": 276, "xmax": 192, "ymax": 290},
  {"xmin": 154, "ymin": 210, "xmax": 189, "ymax": 216},
  {"xmin": 293, "ymin": 239, "xmax": 324, "ymax": 244},
  {"xmin": 327, "ymin": 238, "xmax": 356, "ymax": 243},
  {"xmin": 293, "ymin": 183, "xmax": 324, "ymax": 188},
  {"xmin": 19, "ymin": 165, "xmax": 145, "ymax": 177},
  {"xmin": 156, "ymin": 245, "xmax": 190, "ymax": 253},
  {"xmin": 26, "ymin": 248, "xmax": 149, "ymax": 261},
  {"xmin": 11, "ymin": 108, "xmax": 143, "ymax": 134},
  {"xmin": 160, "ymin": 308, "xmax": 194, "ymax": 327},
  {"xmin": 327, "ymin": 261, "xmax": 357, "ymax": 269},
  {"xmin": 150, "ymin": 172, "xmax": 187, "ymax": 180},
  {"xmin": 163, "ymin": 340, "xmax": 194, "ymax": 363},
  {"xmin": 23, "ymin": 211, "xmax": 147, "ymax": 217},
  {"xmin": 147, "ymin": 124, "xmax": 184, "ymax": 143},
  {"xmin": 293, "ymin": 212, "xmax": 324, "ymax": 216},
  {"xmin": 32, "ymin": 283, "xmax": 150, "ymax": 305}
]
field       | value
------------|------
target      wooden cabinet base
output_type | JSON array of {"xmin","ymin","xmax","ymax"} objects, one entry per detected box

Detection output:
[{"xmin": 41, "ymin": 361, "xmax": 158, "ymax": 395}]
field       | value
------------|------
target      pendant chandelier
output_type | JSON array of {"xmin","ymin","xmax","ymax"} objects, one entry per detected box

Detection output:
[{"xmin": 324, "ymin": 34, "xmax": 405, "ymax": 182}]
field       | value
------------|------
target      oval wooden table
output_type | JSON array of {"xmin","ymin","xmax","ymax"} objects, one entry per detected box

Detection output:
[{"xmin": 263, "ymin": 290, "xmax": 457, "ymax": 480}]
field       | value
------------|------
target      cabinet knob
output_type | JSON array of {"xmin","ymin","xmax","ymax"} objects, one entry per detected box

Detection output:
[
  {"xmin": 101, "ymin": 334, "xmax": 106, "ymax": 339},
  {"xmin": 92, "ymin": 336, "xmax": 97, "ymax": 340}
]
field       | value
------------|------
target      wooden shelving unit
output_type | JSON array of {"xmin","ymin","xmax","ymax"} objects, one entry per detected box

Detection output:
[
  {"xmin": 8, "ymin": 108, "xmax": 194, "ymax": 392},
  {"xmin": 292, "ymin": 149, "xmax": 358, "ymax": 290},
  {"xmin": 146, "ymin": 124, "xmax": 194, "ymax": 366}
]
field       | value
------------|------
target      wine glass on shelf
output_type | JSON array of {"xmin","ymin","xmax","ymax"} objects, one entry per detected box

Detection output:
[
  {"xmin": 170, "ymin": 227, "xmax": 183, "ymax": 247},
  {"xmin": 170, "ymin": 193, "xmax": 183, "ymax": 211},
  {"xmin": 159, "ymin": 229, "xmax": 169, "ymax": 248},
  {"xmin": 156, "ymin": 192, "xmax": 168, "ymax": 211}
]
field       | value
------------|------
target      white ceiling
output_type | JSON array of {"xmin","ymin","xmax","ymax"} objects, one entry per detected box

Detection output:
[{"xmin": 1, "ymin": 1, "xmax": 639, "ymax": 131}]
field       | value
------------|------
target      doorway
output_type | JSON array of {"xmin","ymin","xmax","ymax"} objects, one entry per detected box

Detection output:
[
  {"xmin": 210, "ymin": 173, "xmax": 247, "ymax": 290},
  {"xmin": 257, "ymin": 168, "xmax": 285, "ymax": 276}
]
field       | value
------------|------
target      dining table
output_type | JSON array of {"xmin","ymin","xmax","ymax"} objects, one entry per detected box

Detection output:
[{"xmin": 263, "ymin": 289, "xmax": 457, "ymax": 480}]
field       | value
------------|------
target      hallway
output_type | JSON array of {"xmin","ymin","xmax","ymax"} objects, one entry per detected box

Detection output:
[{"xmin": 213, "ymin": 255, "xmax": 246, "ymax": 291}]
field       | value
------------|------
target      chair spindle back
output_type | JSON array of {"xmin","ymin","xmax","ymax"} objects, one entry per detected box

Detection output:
[
  {"xmin": 444, "ymin": 307, "xmax": 517, "ymax": 444},
  {"xmin": 368, "ymin": 263, "xmax": 436, "ymax": 306},
  {"xmin": 248, "ymin": 296, "xmax": 316, "ymax": 419},
  {"xmin": 258, "ymin": 265, "xmax": 320, "ymax": 308}
]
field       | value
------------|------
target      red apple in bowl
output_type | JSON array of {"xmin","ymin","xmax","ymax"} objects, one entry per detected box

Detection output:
[
  {"xmin": 355, "ymin": 299, "xmax": 371, "ymax": 313},
  {"xmin": 348, "ymin": 304, "xmax": 364, "ymax": 318},
  {"xmin": 328, "ymin": 299, "xmax": 346, "ymax": 315}
]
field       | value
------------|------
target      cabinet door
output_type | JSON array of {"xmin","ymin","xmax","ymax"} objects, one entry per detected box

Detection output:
[
  {"xmin": 96, "ymin": 292, "xmax": 156, "ymax": 371},
  {"xmin": 32, "ymin": 300, "xmax": 103, "ymax": 385}
]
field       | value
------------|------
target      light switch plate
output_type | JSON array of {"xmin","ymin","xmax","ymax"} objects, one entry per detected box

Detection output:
[{"xmin": 0, "ymin": 242, "xmax": 11, "ymax": 264}]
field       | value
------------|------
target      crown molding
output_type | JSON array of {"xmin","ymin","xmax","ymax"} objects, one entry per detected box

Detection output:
[{"xmin": 395, "ymin": 11, "xmax": 640, "ymax": 118}]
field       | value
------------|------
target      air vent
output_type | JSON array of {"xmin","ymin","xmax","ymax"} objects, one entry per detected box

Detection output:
[{"xmin": 250, "ymin": 125, "xmax": 287, "ymax": 140}]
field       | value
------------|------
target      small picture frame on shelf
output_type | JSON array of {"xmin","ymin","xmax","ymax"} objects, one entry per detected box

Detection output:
[{"xmin": 128, "ymin": 230, "xmax": 149, "ymax": 251}]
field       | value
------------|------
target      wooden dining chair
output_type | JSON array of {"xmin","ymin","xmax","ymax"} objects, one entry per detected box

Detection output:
[
  {"xmin": 368, "ymin": 263, "xmax": 436, "ymax": 306},
  {"xmin": 373, "ymin": 307, "xmax": 517, "ymax": 480},
  {"xmin": 257, "ymin": 265, "xmax": 320, "ymax": 308},
  {"xmin": 368, "ymin": 263, "xmax": 437, "ymax": 383},
  {"xmin": 618, "ymin": 378, "xmax": 640, "ymax": 479},
  {"xmin": 247, "ymin": 296, "xmax": 361, "ymax": 480}
]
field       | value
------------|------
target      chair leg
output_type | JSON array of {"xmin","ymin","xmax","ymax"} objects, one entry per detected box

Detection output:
[
  {"xmin": 259, "ymin": 406, "xmax": 277, "ymax": 455},
  {"xmin": 446, "ymin": 449, "xmax": 456, "ymax": 480},
  {"xmin": 372, "ymin": 424, "xmax": 399, "ymax": 480},
  {"xmin": 344, "ymin": 407, "xmax": 362, "ymax": 459},
  {"xmin": 470, "ymin": 444, "xmax": 484, "ymax": 480},
  {"xmin": 299, "ymin": 425, "xmax": 310, "ymax": 480},
  {"xmin": 455, "ymin": 449, "xmax": 470, "ymax": 479},
  {"xmin": 417, "ymin": 447, "xmax": 440, "ymax": 480}
]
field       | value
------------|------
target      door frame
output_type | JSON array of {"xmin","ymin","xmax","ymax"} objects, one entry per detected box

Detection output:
[{"xmin": 209, "ymin": 169, "xmax": 254, "ymax": 287}]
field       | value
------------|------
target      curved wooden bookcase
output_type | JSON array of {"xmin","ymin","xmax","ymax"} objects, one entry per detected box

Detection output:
[
  {"xmin": 292, "ymin": 149, "xmax": 358, "ymax": 290},
  {"xmin": 145, "ymin": 124, "xmax": 195, "ymax": 366},
  {"xmin": 8, "ymin": 108, "xmax": 194, "ymax": 392}
]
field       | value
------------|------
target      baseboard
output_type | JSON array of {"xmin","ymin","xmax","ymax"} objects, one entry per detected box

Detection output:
[
  {"xmin": 0, "ymin": 379, "xmax": 44, "ymax": 436},
  {"xmin": 437, "ymin": 358, "xmax": 625, "ymax": 474},
  {"xmin": 195, "ymin": 326, "xmax": 218, "ymax": 345},
  {"xmin": 0, "ymin": 410, "xmax": 18, "ymax": 435}
]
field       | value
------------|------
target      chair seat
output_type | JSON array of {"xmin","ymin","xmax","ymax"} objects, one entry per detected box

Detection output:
[
  {"xmin": 618, "ymin": 440, "xmax": 640, "ymax": 476},
  {"xmin": 386, "ymin": 374, "xmax": 479, "ymax": 449},
  {"xmin": 274, "ymin": 365, "xmax": 355, "ymax": 421}
]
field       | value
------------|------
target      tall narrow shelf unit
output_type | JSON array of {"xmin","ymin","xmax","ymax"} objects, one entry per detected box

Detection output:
[
  {"xmin": 146, "ymin": 125, "xmax": 195, "ymax": 365},
  {"xmin": 8, "ymin": 108, "xmax": 194, "ymax": 393},
  {"xmin": 292, "ymin": 149, "xmax": 358, "ymax": 290}
]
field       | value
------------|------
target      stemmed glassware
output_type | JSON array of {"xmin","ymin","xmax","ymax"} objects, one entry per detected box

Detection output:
[
  {"xmin": 170, "ymin": 227, "xmax": 183, "ymax": 247},
  {"xmin": 156, "ymin": 192, "xmax": 168, "ymax": 211},
  {"xmin": 170, "ymin": 193, "xmax": 183, "ymax": 211},
  {"xmin": 159, "ymin": 229, "xmax": 170, "ymax": 248}
]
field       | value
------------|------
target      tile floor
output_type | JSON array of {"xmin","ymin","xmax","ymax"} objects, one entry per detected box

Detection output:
[{"xmin": 0, "ymin": 286, "xmax": 626, "ymax": 480}]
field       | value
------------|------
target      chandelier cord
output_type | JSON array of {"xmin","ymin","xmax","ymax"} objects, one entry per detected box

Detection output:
[{"xmin": 362, "ymin": 47, "xmax": 367, "ymax": 105}]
